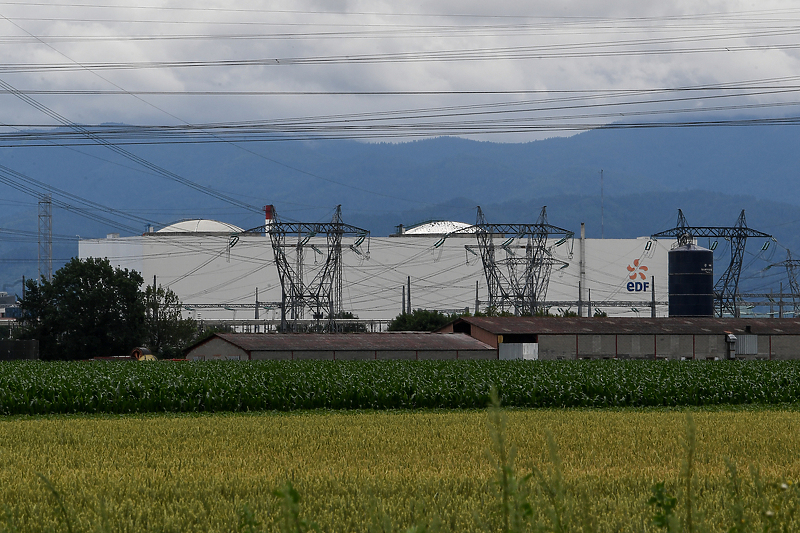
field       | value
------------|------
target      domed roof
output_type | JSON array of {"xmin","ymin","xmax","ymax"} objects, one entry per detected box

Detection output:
[
  {"xmin": 403, "ymin": 220, "xmax": 475, "ymax": 235},
  {"xmin": 156, "ymin": 219, "xmax": 243, "ymax": 234}
]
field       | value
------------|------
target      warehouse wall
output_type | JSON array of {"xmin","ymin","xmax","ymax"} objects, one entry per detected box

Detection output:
[
  {"xmin": 615, "ymin": 335, "xmax": 655, "ymax": 359},
  {"xmin": 536, "ymin": 333, "xmax": 764, "ymax": 360},
  {"xmin": 470, "ymin": 327, "xmax": 500, "ymax": 348},
  {"xmin": 250, "ymin": 350, "xmax": 295, "ymax": 360},
  {"xmin": 577, "ymin": 334, "xmax": 617, "ymax": 358},
  {"xmin": 655, "ymin": 335, "xmax": 693, "ymax": 359},
  {"xmin": 247, "ymin": 349, "xmax": 495, "ymax": 361},
  {"xmin": 767, "ymin": 336, "xmax": 797, "ymax": 360},
  {"xmin": 538, "ymin": 335, "xmax": 577, "ymax": 360}
]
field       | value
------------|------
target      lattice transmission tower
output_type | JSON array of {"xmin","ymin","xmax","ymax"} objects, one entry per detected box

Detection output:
[
  {"xmin": 38, "ymin": 194, "xmax": 52, "ymax": 282},
  {"xmin": 248, "ymin": 205, "xmax": 369, "ymax": 330},
  {"xmin": 468, "ymin": 206, "xmax": 573, "ymax": 315},
  {"xmin": 652, "ymin": 209, "xmax": 772, "ymax": 317},
  {"xmin": 769, "ymin": 250, "xmax": 800, "ymax": 317}
]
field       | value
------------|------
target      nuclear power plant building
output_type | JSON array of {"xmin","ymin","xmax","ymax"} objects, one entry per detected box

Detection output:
[{"xmin": 79, "ymin": 214, "xmax": 673, "ymax": 323}]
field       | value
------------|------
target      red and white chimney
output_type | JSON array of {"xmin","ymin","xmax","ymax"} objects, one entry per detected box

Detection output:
[{"xmin": 264, "ymin": 205, "xmax": 275, "ymax": 227}]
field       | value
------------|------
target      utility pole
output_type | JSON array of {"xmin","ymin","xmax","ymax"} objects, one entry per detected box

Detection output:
[
  {"xmin": 770, "ymin": 288, "xmax": 774, "ymax": 318},
  {"xmin": 38, "ymin": 195, "xmax": 52, "ymax": 282},
  {"xmin": 651, "ymin": 276, "xmax": 656, "ymax": 318},
  {"xmin": 588, "ymin": 289, "xmax": 592, "ymax": 318},
  {"xmin": 475, "ymin": 280, "xmax": 480, "ymax": 316},
  {"xmin": 407, "ymin": 276, "xmax": 412, "ymax": 314},
  {"xmin": 579, "ymin": 222, "xmax": 586, "ymax": 316},
  {"xmin": 600, "ymin": 170, "xmax": 604, "ymax": 240}
]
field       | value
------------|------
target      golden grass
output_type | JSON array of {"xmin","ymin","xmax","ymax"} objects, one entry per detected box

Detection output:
[{"xmin": 1, "ymin": 409, "xmax": 799, "ymax": 532}]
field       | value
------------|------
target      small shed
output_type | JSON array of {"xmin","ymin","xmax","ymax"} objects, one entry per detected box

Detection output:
[
  {"xmin": 438, "ymin": 317, "xmax": 800, "ymax": 360},
  {"xmin": 184, "ymin": 332, "xmax": 496, "ymax": 361}
]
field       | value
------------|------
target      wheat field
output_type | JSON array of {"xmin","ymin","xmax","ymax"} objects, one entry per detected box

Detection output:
[{"xmin": 1, "ymin": 408, "xmax": 799, "ymax": 532}]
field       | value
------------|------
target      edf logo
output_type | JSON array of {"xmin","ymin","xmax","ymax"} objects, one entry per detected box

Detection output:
[{"xmin": 626, "ymin": 259, "xmax": 649, "ymax": 292}]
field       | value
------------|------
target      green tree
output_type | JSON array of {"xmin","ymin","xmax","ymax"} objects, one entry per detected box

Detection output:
[
  {"xmin": 387, "ymin": 309, "xmax": 460, "ymax": 332},
  {"xmin": 144, "ymin": 284, "xmax": 197, "ymax": 358},
  {"xmin": 17, "ymin": 258, "xmax": 146, "ymax": 360}
]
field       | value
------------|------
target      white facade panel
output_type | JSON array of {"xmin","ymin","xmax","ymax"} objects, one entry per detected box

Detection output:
[
  {"xmin": 546, "ymin": 237, "xmax": 669, "ymax": 318},
  {"xmin": 523, "ymin": 343, "xmax": 538, "ymax": 360},
  {"xmin": 736, "ymin": 334, "xmax": 758, "ymax": 355},
  {"xmin": 80, "ymin": 227, "xmax": 673, "ymax": 322}
]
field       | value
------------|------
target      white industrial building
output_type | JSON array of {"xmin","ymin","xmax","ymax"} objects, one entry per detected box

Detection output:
[{"xmin": 79, "ymin": 216, "xmax": 672, "ymax": 324}]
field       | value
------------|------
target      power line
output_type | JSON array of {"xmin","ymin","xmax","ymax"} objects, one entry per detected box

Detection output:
[{"xmin": 0, "ymin": 78, "xmax": 263, "ymax": 214}]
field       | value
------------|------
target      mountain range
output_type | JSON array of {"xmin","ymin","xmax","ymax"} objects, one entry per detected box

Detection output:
[{"xmin": 2, "ymin": 122, "xmax": 800, "ymax": 295}]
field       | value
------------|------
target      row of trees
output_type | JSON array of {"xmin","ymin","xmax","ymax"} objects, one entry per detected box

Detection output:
[{"xmin": 16, "ymin": 258, "xmax": 196, "ymax": 360}]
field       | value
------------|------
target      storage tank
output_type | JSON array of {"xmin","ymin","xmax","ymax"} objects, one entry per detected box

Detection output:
[{"xmin": 668, "ymin": 242, "xmax": 714, "ymax": 317}]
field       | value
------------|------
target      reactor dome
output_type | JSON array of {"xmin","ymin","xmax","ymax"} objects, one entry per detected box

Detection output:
[
  {"xmin": 155, "ymin": 219, "xmax": 244, "ymax": 234},
  {"xmin": 401, "ymin": 220, "xmax": 476, "ymax": 235}
]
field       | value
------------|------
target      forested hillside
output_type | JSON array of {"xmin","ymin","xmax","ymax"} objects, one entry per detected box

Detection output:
[{"xmin": 2, "ymin": 123, "xmax": 800, "ymax": 293}]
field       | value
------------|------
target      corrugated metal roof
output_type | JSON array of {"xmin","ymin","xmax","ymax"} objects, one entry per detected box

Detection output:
[
  {"xmin": 448, "ymin": 316, "xmax": 800, "ymax": 336},
  {"xmin": 214, "ymin": 332, "xmax": 495, "ymax": 353}
]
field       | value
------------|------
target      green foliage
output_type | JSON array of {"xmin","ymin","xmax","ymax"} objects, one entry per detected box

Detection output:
[
  {"xmin": 387, "ymin": 309, "xmax": 461, "ymax": 331},
  {"xmin": 144, "ymin": 284, "xmax": 197, "ymax": 357},
  {"xmin": 16, "ymin": 258, "xmax": 145, "ymax": 360},
  {"xmin": 0, "ymin": 505, "xmax": 19, "ymax": 533},
  {"xmin": 272, "ymin": 482, "xmax": 318, "ymax": 533},
  {"xmin": 14, "ymin": 259, "xmax": 197, "ymax": 360},
  {"xmin": 238, "ymin": 504, "xmax": 260, "ymax": 533},
  {"xmin": 648, "ymin": 482, "xmax": 679, "ymax": 530},
  {"xmin": 2, "ymin": 360, "xmax": 800, "ymax": 415}
]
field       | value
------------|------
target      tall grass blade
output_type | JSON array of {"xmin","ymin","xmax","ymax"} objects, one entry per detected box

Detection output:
[{"xmin": 36, "ymin": 473, "xmax": 74, "ymax": 533}]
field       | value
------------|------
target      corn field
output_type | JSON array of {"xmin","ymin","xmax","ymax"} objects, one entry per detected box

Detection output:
[{"xmin": 1, "ymin": 360, "xmax": 800, "ymax": 415}]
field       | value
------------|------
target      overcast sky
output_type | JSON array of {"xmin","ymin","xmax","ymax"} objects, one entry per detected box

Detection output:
[{"xmin": 1, "ymin": 1, "xmax": 800, "ymax": 142}]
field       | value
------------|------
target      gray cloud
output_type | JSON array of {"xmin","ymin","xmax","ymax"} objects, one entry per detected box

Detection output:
[{"xmin": 1, "ymin": 1, "xmax": 799, "ymax": 141}]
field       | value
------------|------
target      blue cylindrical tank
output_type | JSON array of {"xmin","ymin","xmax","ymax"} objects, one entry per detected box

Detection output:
[{"xmin": 669, "ymin": 243, "xmax": 714, "ymax": 317}]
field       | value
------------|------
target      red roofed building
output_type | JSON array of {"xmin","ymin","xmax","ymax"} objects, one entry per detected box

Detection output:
[
  {"xmin": 437, "ymin": 316, "xmax": 800, "ymax": 360},
  {"xmin": 185, "ymin": 332, "xmax": 496, "ymax": 361}
]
